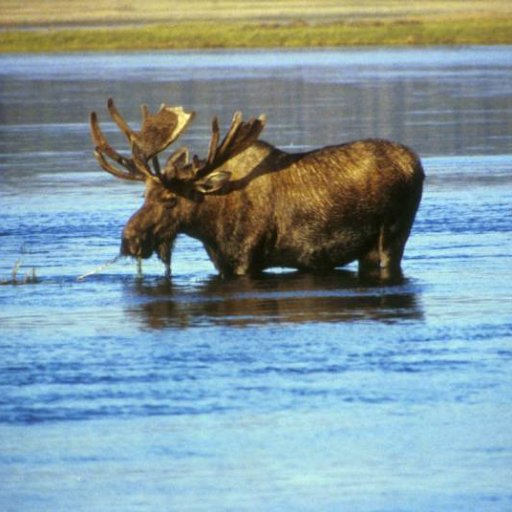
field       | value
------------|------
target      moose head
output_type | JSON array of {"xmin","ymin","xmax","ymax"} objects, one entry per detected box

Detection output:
[{"xmin": 90, "ymin": 98, "xmax": 266, "ymax": 277}]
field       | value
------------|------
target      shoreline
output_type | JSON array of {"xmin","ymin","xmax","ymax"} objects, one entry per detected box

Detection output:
[{"xmin": 2, "ymin": 17, "xmax": 512, "ymax": 53}]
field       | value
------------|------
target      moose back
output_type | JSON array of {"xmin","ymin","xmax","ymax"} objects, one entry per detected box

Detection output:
[{"xmin": 90, "ymin": 99, "xmax": 424, "ymax": 278}]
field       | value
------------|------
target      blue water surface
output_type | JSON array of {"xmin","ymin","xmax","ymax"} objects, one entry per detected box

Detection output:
[{"xmin": 0, "ymin": 46, "xmax": 511, "ymax": 512}]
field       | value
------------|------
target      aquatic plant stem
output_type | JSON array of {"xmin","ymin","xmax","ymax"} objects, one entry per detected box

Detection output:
[{"xmin": 77, "ymin": 255, "xmax": 120, "ymax": 281}]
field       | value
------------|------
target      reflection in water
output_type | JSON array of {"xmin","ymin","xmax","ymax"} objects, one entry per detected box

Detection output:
[
  {"xmin": 125, "ymin": 270, "xmax": 423, "ymax": 328},
  {"xmin": 1, "ymin": 48, "xmax": 511, "ymax": 165}
]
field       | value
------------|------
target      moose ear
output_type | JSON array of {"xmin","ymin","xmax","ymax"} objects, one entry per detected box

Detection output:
[{"xmin": 194, "ymin": 171, "xmax": 231, "ymax": 194}]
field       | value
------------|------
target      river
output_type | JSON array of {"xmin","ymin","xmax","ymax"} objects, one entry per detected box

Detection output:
[{"xmin": 0, "ymin": 46, "xmax": 511, "ymax": 511}]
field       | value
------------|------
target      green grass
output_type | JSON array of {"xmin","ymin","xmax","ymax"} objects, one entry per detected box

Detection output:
[
  {"xmin": 2, "ymin": 17, "xmax": 512, "ymax": 52},
  {"xmin": 1, "ymin": 0, "xmax": 511, "ymax": 51}
]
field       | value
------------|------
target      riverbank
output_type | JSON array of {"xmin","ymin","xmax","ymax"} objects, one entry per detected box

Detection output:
[
  {"xmin": 1, "ymin": 0, "xmax": 512, "ymax": 52},
  {"xmin": 2, "ymin": 16, "xmax": 512, "ymax": 52}
]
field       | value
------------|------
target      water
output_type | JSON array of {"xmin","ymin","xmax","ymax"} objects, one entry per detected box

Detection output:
[{"xmin": 1, "ymin": 47, "xmax": 512, "ymax": 511}]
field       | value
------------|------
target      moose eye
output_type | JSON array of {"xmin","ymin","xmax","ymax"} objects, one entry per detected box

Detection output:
[{"xmin": 164, "ymin": 196, "xmax": 178, "ymax": 209}]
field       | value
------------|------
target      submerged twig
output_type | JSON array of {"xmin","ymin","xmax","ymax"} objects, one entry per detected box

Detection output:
[
  {"xmin": 77, "ymin": 255, "xmax": 120, "ymax": 281},
  {"xmin": 1, "ymin": 259, "xmax": 39, "ymax": 285},
  {"xmin": 24, "ymin": 267, "xmax": 38, "ymax": 284},
  {"xmin": 12, "ymin": 259, "xmax": 21, "ymax": 282}
]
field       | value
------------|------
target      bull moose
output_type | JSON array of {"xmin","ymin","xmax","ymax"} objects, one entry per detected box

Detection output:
[{"xmin": 90, "ymin": 98, "xmax": 424, "ymax": 279}]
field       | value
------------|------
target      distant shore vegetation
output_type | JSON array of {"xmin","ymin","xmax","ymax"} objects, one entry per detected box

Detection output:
[
  {"xmin": 1, "ymin": 18, "xmax": 512, "ymax": 53},
  {"xmin": 1, "ymin": 0, "xmax": 511, "ymax": 52}
]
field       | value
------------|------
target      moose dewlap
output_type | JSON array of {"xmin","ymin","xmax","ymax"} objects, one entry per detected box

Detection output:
[{"xmin": 90, "ymin": 98, "xmax": 424, "ymax": 278}]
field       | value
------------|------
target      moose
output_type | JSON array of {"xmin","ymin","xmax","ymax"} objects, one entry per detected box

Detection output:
[{"xmin": 90, "ymin": 98, "xmax": 424, "ymax": 279}]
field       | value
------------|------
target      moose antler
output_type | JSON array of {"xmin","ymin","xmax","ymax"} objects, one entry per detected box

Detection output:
[
  {"xmin": 90, "ymin": 99, "xmax": 266, "ymax": 190},
  {"xmin": 90, "ymin": 98, "xmax": 195, "ymax": 181},
  {"xmin": 192, "ymin": 111, "xmax": 266, "ymax": 180},
  {"xmin": 156, "ymin": 110, "xmax": 266, "ymax": 189}
]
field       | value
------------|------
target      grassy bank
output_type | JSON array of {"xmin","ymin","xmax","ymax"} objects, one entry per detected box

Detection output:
[{"xmin": 2, "ymin": 16, "xmax": 512, "ymax": 52}]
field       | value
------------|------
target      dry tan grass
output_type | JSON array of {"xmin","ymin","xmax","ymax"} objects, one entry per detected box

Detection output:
[{"xmin": 1, "ymin": 0, "xmax": 511, "ymax": 27}]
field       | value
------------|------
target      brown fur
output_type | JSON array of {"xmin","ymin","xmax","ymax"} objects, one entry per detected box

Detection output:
[{"xmin": 121, "ymin": 138, "xmax": 424, "ymax": 278}]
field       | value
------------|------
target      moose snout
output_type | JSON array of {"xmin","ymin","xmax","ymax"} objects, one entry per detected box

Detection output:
[
  {"xmin": 120, "ymin": 235, "xmax": 138, "ymax": 257},
  {"xmin": 120, "ymin": 230, "xmax": 154, "ymax": 259}
]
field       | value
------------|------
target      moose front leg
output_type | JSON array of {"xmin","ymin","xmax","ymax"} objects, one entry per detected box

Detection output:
[{"xmin": 158, "ymin": 241, "xmax": 172, "ymax": 279}]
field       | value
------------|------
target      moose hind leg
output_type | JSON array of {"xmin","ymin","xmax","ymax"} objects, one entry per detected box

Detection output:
[
  {"xmin": 358, "ymin": 224, "xmax": 406, "ymax": 277},
  {"xmin": 378, "ymin": 224, "xmax": 405, "ymax": 272},
  {"xmin": 358, "ymin": 239, "xmax": 381, "ymax": 272}
]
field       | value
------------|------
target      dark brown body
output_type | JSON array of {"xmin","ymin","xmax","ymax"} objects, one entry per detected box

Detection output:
[{"xmin": 122, "ymin": 138, "xmax": 424, "ymax": 277}]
